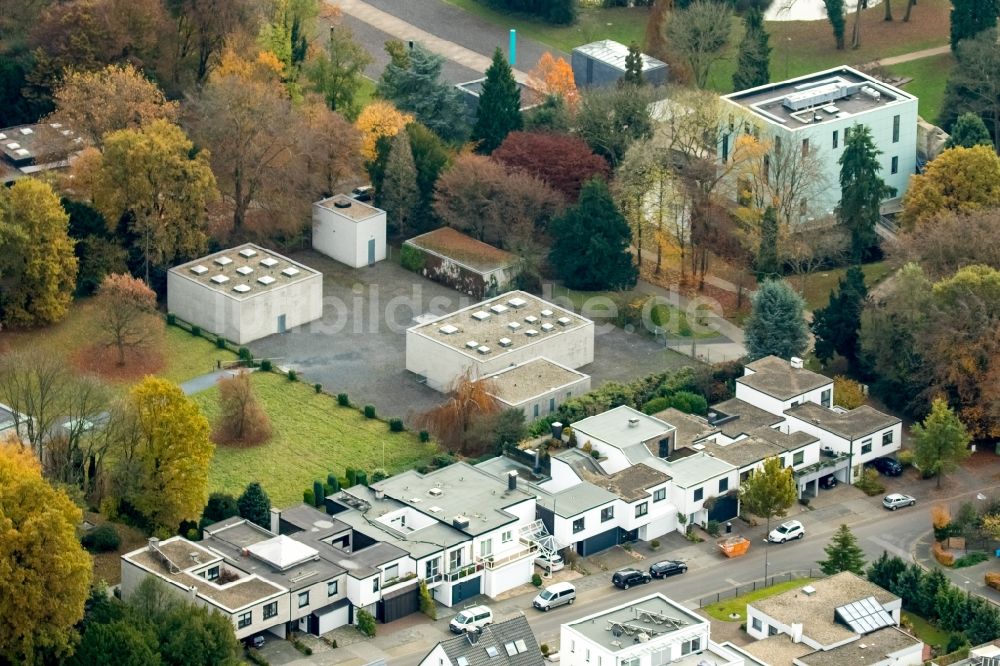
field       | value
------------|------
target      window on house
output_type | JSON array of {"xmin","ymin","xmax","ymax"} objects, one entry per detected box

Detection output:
[
  {"xmin": 573, "ymin": 518, "xmax": 585, "ymax": 534},
  {"xmin": 774, "ymin": 135, "xmax": 782, "ymax": 153},
  {"xmin": 682, "ymin": 637, "xmax": 701, "ymax": 655},
  {"xmin": 206, "ymin": 566, "xmax": 219, "ymax": 581},
  {"xmin": 384, "ymin": 564, "xmax": 398, "ymax": 582},
  {"xmin": 883, "ymin": 431, "xmax": 894, "ymax": 447},
  {"xmin": 752, "ymin": 617, "xmax": 762, "ymax": 631},
  {"xmin": 585, "ymin": 648, "xmax": 591, "ymax": 663},
  {"xmin": 891, "ymin": 156, "xmax": 898, "ymax": 174},
  {"xmin": 263, "ymin": 601, "xmax": 277, "ymax": 619},
  {"xmin": 832, "ymin": 130, "xmax": 839, "ymax": 148},
  {"xmin": 373, "ymin": 577, "xmax": 380, "ymax": 593},
  {"xmin": 328, "ymin": 580, "xmax": 339, "ymax": 597},
  {"xmin": 844, "ymin": 126, "xmax": 851, "ymax": 141},
  {"xmin": 533, "ymin": 404, "xmax": 539, "ymax": 418},
  {"xmin": 635, "ymin": 502, "xmax": 648, "ymax": 518},
  {"xmin": 238, "ymin": 611, "xmax": 252, "ymax": 628},
  {"xmin": 621, "ymin": 658, "xmax": 639, "ymax": 666},
  {"xmin": 449, "ymin": 549, "xmax": 463, "ymax": 571},
  {"xmin": 821, "ymin": 388, "xmax": 831, "ymax": 408},
  {"xmin": 570, "ymin": 640, "xmax": 575, "ymax": 654},
  {"xmin": 768, "ymin": 625, "xmax": 778, "ymax": 636},
  {"xmin": 566, "ymin": 391, "xmax": 572, "ymax": 399},
  {"xmin": 893, "ymin": 114, "xmax": 900, "ymax": 142},
  {"xmin": 298, "ymin": 591, "xmax": 309, "ymax": 608},
  {"xmin": 801, "ymin": 138, "xmax": 809, "ymax": 156},
  {"xmin": 791, "ymin": 400, "xmax": 799, "ymax": 407},
  {"xmin": 426, "ymin": 558, "xmax": 440, "ymax": 579},
  {"xmin": 861, "ymin": 440, "xmax": 872, "ymax": 455},
  {"xmin": 719, "ymin": 477, "xmax": 729, "ymax": 493},
  {"xmin": 601, "ymin": 506, "xmax": 615, "ymax": 522},
  {"xmin": 693, "ymin": 487, "xmax": 704, "ymax": 502},
  {"xmin": 780, "ymin": 457, "xmax": 787, "ymax": 468},
  {"xmin": 480, "ymin": 539, "xmax": 492, "ymax": 558},
  {"xmin": 549, "ymin": 398, "xmax": 555, "ymax": 413},
  {"xmin": 653, "ymin": 488, "xmax": 666, "ymax": 502},
  {"xmin": 502, "ymin": 530, "xmax": 512, "ymax": 543},
  {"xmin": 722, "ymin": 134, "xmax": 729, "ymax": 162},
  {"xmin": 793, "ymin": 451, "xmax": 804, "ymax": 466}
]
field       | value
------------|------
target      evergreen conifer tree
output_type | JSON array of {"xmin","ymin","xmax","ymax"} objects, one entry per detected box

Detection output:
[
  {"xmin": 945, "ymin": 112, "xmax": 993, "ymax": 149},
  {"xmin": 755, "ymin": 206, "xmax": 780, "ymax": 280},
  {"xmin": 473, "ymin": 48, "xmax": 522, "ymax": 154},
  {"xmin": 950, "ymin": 0, "xmax": 999, "ymax": 51},
  {"xmin": 381, "ymin": 131, "xmax": 419, "ymax": 237},
  {"xmin": 621, "ymin": 42, "xmax": 645, "ymax": 87},
  {"xmin": 744, "ymin": 279, "xmax": 808, "ymax": 360},
  {"xmin": 732, "ymin": 7, "xmax": 771, "ymax": 91},
  {"xmin": 237, "ymin": 482, "xmax": 271, "ymax": 529},
  {"xmin": 838, "ymin": 124, "xmax": 892, "ymax": 263},
  {"xmin": 549, "ymin": 178, "xmax": 637, "ymax": 290},
  {"xmin": 377, "ymin": 44, "xmax": 468, "ymax": 142},
  {"xmin": 819, "ymin": 524, "xmax": 867, "ymax": 575},
  {"xmin": 823, "ymin": 0, "xmax": 846, "ymax": 49},
  {"xmin": 811, "ymin": 265, "xmax": 867, "ymax": 368}
]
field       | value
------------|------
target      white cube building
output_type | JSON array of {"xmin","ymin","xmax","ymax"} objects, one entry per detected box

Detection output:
[
  {"xmin": 167, "ymin": 244, "xmax": 322, "ymax": 345},
  {"xmin": 312, "ymin": 194, "xmax": 386, "ymax": 268},
  {"xmin": 406, "ymin": 291, "xmax": 594, "ymax": 392},
  {"xmin": 722, "ymin": 66, "xmax": 918, "ymax": 220}
]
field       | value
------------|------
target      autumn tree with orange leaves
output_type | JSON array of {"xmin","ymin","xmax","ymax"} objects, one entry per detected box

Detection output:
[
  {"xmin": 529, "ymin": 52, "xmax": 579, "ymax": 107},
  {"xmin": 355, "ymin": 100, "xmax": 415, "ymax": 161},
  {"xmin": 95, "ymin": 273, "xmax": 162, "ymax": 366},
  {"xmin": 415, "ymin": 372, "xmax": 500, "ymax": 455},
  {"xmin": 213, "ymin": 371, "xmax": 272, "ymax": 446}
]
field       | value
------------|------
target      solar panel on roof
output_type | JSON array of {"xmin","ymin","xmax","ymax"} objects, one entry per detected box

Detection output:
[{"xmin": 835, "ymin": 596, "xmax": 894, "ymax": 635}]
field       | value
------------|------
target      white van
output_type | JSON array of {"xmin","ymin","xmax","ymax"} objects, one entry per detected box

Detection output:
[
  {"xmin": 449, "ymin": 605, "xmax": 493, "ymax": 633},
  {"xmin": 532, "ymin": 582, "xmax": 576, "ymax": 612}
]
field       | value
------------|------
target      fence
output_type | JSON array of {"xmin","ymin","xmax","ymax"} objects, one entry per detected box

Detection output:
[{"xmin": 696, "ymin": 569, "xmax": 821, "ymax": 609}]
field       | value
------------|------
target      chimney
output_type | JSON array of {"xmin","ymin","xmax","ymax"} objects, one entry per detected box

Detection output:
[
  {"xmin": 147, "ymin": 537, "xmax": 160, "ymax": 550},
  {"xmin": 551, "ymin": 421, "xmax": 564, "ymax": 441},
  {"xmin": 188, "ymin": 585, "xmax": 197, "ymax": 600},
  {"xmin": 628, "ymin": 417, "xmax": 640, "ymax": 428},
  {"xmin": 507, "ymin": 470, "xmax": 518, "ymax": 491},
  {"xmin": 790, "ymin": 357, "xmax": 804, "ymax": 369},
  {"xmin": 467, "ymin": 628, "xmax": 481, "ymax": 645},
  {"xmin": 269, "ymin": 507, "xmax": 280, "ymax": 534},
  {"xmin": 791, "ymin": 623, "xmax": 803, "ymax": 643},
  {"xmin": 532, "ymin": 448, "xmax": 541, "ymax": 474}
]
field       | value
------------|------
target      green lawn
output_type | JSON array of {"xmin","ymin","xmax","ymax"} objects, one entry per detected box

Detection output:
[
  {"xmin": 160, "ymin": 326, "xmax": 239, "ymax": 385},
  {"xmin": 193, "ymin": 372, "xmax": 440, "ymax": 508},
  {"xmin": 356, "ymin": 76, "xmax": 377, "ymax": 111},
  {"xmin": 903, "ymin": 611, "xmax": 950, "ymax": 648},
  {"xmin": 888, "ymin": 53, "xmax": 955, "ymax": 123},
  {"xmin": 798, "ymin": 261, "xmax": 895, "ymax": 312},
  {"xmin": 701, "ymin": 578, "xmax": 814, "ymax": 622}
]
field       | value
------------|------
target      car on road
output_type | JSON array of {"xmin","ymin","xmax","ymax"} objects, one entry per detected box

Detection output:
[
  {"xmin": 612, "ymin": 568, "xmax": 652, "ymax": 589},
  {"xmin": 534, "ymin": 553, "xmax": 564, "ymax": 572},
  {"xmin": 449, "ymin": 605, "xmax": 493, "ymax": 633},
  {"xmin": 882, "ymin": 493, "xmax": 916, "ymax": 510},
  {"xmin": 350, "ymin": 185, "xmax": 373, "ymax": 202},
  {"xmin": 767, "ymin": 520, "xmax": 805, "ymax": 543},
  {"xmin": 532, "ymin": 582, "xmax": 576, "ymax": 611},
  {"xmin": 870, "ymin": 457, "xmax": 903, "ymax": 476},
  {"xmin": 649, "ymin": 560, "xmax": 687, "ymax": 579}
]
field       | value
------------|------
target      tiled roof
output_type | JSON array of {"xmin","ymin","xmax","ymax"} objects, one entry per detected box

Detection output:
[{"xmin": 437, "ymin": 615, "xmax": 544, "ymax": 666}]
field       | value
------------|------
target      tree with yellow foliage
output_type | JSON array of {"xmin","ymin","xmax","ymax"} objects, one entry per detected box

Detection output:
[
  {"xmin": 355, "ymin": 100, "xmax": 414, "ymax": 161},
  {"xmin": 529, "ymin": 52, "xmax": 579, "ymax": 107},
  {"xmin": 899, "ymin": 145, "xmax": 1000, "ymax": 229},
  {"xmin": 0, "ymin": 446, "xmax": 92, "ymax": 664},
  {"xmin": 108, "ymin": 377, "xmax": 213, "ymax": 532}
]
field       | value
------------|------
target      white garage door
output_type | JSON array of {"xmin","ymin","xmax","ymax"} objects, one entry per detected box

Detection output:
[{"xmin": 316, "ymin": 602, "xmax": 350, "ymax": 635}]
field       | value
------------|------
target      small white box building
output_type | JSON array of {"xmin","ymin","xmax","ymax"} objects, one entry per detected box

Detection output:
[
  {"xmin": 721, "ymin": 66, "xmax": 918, "ymax": 220},
  {"xmin": 406, "ymin": 291, "xmax": 595, "ymax": 392},
  {"xmin": 167, "ymin": 243, "xmax": 322, "ymax": 345},
  {"xmin": 312, "ymin": 194, "xmax": 386, "ymax": 268},
  {"xmin": 482, "ymin": 357, "xmax": 591, "ymax": 421}
]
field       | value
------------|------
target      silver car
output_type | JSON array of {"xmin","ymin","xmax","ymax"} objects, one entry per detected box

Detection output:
[{"xmin": 882, "ymin": 493, "xmax": 916, "ymax": 510}]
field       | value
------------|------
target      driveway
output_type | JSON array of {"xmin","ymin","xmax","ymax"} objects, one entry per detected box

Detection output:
[{"xmin": 247, "ymin": 252, "xmax": 694, "ymax": 423}]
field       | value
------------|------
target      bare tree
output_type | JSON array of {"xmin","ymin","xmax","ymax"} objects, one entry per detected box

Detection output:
[
  {"xmin": 45, "ymin": 375, "xmax": 112, "ymax": 489},
  {"xmin": 95, "ymin": 273, "xmax": 161, "ymax": 366},
  {"xmin": 213, "ymin": 371, "xmax": 271, "ymax": 446},
  {"xmin": 0, "ymin": 350, "xmax": 68, "ymax": 459},
  {"xmin": 665, "ymin": 1, "xmax": 734, "ymax": 89},
  {"xmin": 784, "ymin": 222, "xmax": 849, "ymax": 293},
  {"xmin": 415, "ymin": 372, "xmax": 500, "ymax": 455}
]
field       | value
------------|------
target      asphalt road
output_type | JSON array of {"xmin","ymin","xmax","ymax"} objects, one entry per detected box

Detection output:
[{"xmin": 387, "ymin": 507, "xmax": 930, "ymax": 666}]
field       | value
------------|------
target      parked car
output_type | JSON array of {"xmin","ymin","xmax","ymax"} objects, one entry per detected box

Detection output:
[
  {"xmin": 449, "ymin": 605, "xmax": 493, "ymax": 633},
  {"xmin": 534, "ymin": 553, "xmax": 564, "ymax": 572},
  {"xmin": 870, "ymin": 457, "xmax": 903, "ymax": 477},
  {"xmin": 882, "ymin": 493, "xmax": 916, "ymax": 510},
  {"xmin": 612, "ymin": 568, "xmax": 652, "ymax": 589},
  {"xmin": 819, "ymin": 474, "xmax": 838, "ymax": 489},
  {"xmin": 532, "ymin": 582, "xmax": 576, "ymax": 611},
  {"xmin": 767, "ymin": 520, "xmax": 805, "ymax": 543},
  {"xmin": 351, "ymin": 185, "xmax": 373, "ymax": 202},
  {"xmin": 249, "ymin": 635, "xmax": 265, "ymax": 649},
  {"xmin": 649, "ymin": 560, "xmax": 688, "ymax": 579}
]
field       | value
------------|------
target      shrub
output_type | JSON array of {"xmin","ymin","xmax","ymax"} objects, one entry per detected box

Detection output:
[
  {"xmin": 313, "ymin": 480, "xmax": 324, "ymax": 505},
  {"xmin": 327, "ymin": 474, "xmax": 339, "ymax": 491},
  {"xmin": 216, "ymin": 336, "xmax": 226, "ymax": 349},
  {"xmin": 238, "ymin": 347, "xmax": 253, "ymax": 362},
  {"xmin": 337, "ymin": 393, "xmax": 350, "ymax": 406},
  {"xmin": 400, "ymin": 244, "xmax": 425, "ymax": 272},
  {"xmin": 246, "ymin": 648, "xmax": 269, "ymax": 666},
  {"xmin": 190, "ymin": 325, "xmax": 201, "ymax": 337},
  {"xmin": 166, "ymin": 313, "xmax": 176, "ymax": 326},
  {"xmin": 419, "ymin": 430, "xmax": 430, "ymax": 442},
  {"xmin": 590, "ymin": 449, "xmax": 600, "ymax": 459},
  {"xmin": 186, "ymin": 527, "xmax": 200, "ymax": 540},
  {"xmin": 954, "ymin": 552, "xmax": 989, "ymax": 568},
  {"xmin": 641, "ymin": 396, "xmax": 671, "ymax": 415},
  {"xmin": 650, "ymin": 539, "xmax": 660, "ymax": 549},
  {"xmin": 81, "ymin": 524, "xmax": 121, "ymax": 553},
  {"xmin": 854, "ymin": 468, "xmax": 884, "ymax": 496},
  {"xmin": 986, "ymin": 572, "xmax": 1000, "ymax": 591},
  {"xmin": 932, "ymin": 505, "xmax": 951, "ymax": 528},
  {"xmin": 357, "ymin": 609, "xmax": 377, "ymax": 637},
  {"xmin": 303, "ymin": 488, "xmax": 315, "ymax": 506},
  {"xmin": 287, "ymin": 369, "xmax": 298, "ymax": 382},
  {"xmin": 932, "ymin": 541, "xmax": 956, "ymax": 567},
  {"xmin": 355, "ymin": 471, "xmax": 368, "ymax": 486},
  {"xmin": 706, "ymin": 520, "xmax": 721, "ymax": 537},
  {"xmin": 669, "ymin": 391, "xmax": 708, "ymax": 415},
  {"xmin": 203, "ymin": 492, "xmax": 240, "ymax": 523},
  {"xmin": 531, "ymin": 573, "xmax": 543, "ymax": 587},
  {"xmin": 314, "ymin": 383, "xmax": 322, "ymax": 394},
  {"xmin": 418, "ymin": 579, "xmax": 436, "ymax": 620},
  {"xmin": 432, "ymin": 453, "xmax": 455, "ymax": 468},
  {"xmin": 946, "ymin": 633, "xmax": 969, "ymax": 655},
  {"xmin": 323, "ymin": 483, "xmax": 333, "ymax": 496},
  {"xmin": 363, "ymin": 404, "xmax": 376, "ymax": 418},
  {"xmin": 833, "ymin": 375, "xmax": 866, "ymax": 409},
  {"xmin": 389, "ymin": 418, "xmax": 404, "ymax": 432},
  {"xmin": 371, "ymin": 468, "xmax": 389, "ymax": 482},
  {"xmin": 291, "ymin": 638, "xmax": 312, "ymax": 656},
  {"xmin": 897, "ymin": 450, "xmax": 914, "ymax": 467},
  {"xmin": 346, "ymin": 468, "xmax": 358, "ymax": 486},
  {"xmin": 260, "ymin": 359, "xmax": 273, "ymax": 372},
  {"xmin": 540, "ymin": 644, "xmax": 550, "ymax": 657}
]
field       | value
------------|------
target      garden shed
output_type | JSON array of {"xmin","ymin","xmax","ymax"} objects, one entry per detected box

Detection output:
[
  {"xmin": 571, "ymin": 40, "xmax": 668, "ymax": 88},
  {"xmin": 312, "ymin": 194, "xmax": 387, "ymax": 268},
  {"xmin": 403, "ymin": 227, "xmax": 519, "ymax": 298}
]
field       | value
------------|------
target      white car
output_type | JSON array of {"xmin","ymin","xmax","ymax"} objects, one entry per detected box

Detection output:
[
  {"xmin": 883, "ymin": 493, "xmax": 916, "ymax": 510},
  {"xmin": 449, "ymin": 605, "xmax": 493, "ymax": 633},
  {"xmin": 534, "ymin": 553, "xmax": 564, "ymax": 572},
  {"xmin": 767, "ymin": 520, "xmax": 805, "ymax": 543}
]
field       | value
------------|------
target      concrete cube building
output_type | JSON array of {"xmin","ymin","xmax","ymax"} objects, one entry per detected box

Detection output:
[
  {"xmin": 406, "ymin": 291, "xmax": 594, "ymax": 392},
  {"xmin": 482, "ymin": 358, "xmax": 591, "ymax": 421},
  {"xmin": 571, "ymin": 40, "xmax": 668, "ymax": 89},
  {"xmin": 312, "ymin": 194, "xmax": 386, "ymax": 268},
  {"xmin": 167, "ymin": 244, "xmax": 322, "ymax": 345}
]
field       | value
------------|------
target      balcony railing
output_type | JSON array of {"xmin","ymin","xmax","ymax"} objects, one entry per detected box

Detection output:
[
  {"xmin": 793, "ymin": 453, "xmax": 850, "ymax": 479},
  {"xmin": 476, "ymin": 543, "xmax": 538, "ymax": 570},
  {"xmin": 443, "ymin": 563, "xmax": 485, "ymax": 582}
]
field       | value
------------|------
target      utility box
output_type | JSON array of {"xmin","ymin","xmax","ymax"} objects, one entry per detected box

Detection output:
[{"xmin": 312, "ymin": 194, "xmax": 386, "ymax": 268}]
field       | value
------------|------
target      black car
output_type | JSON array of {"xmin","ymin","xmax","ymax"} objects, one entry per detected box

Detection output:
[
  {"xmin": 612, "ymin": 568, "xmax": 652, "ymax": 589},
  {"xmin": 819, "ymin": 474, "xmax": 838, "ymax": 489},
  {"xmin": 870, "ymin": 457, "xmax": 903, "ymax": 476},
  {"xmin": 649, "ymin": 560, "xmax": 687, "ymax": 579}
]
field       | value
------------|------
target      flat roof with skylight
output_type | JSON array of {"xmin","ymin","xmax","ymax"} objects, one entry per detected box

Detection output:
[
  {"xmin": 314, "ymin": 194, "xmax": 384, "ymax": 222},
  {"xmin": 724, "ymin": 66, "xmax": 915, "ymax": 130},
  {"xmin": 168, "ymin": 243, "xmax": 319, "ymax": 300},
  {"xmin": 564, "ymin": 593, "xmax": 707, "ymax": 653},
  {"xmin": 409, "ymin": 291, "xmax": 589, "ymax": 358}
]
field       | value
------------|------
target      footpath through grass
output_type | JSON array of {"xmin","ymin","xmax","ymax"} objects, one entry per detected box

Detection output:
[
  {"xmin": 701, "ymin": 578, "xmax": 813, "ymax": 622},
  {"xmin": 194, "ymin": 372, "xmax": 439, "ymax": 508}
]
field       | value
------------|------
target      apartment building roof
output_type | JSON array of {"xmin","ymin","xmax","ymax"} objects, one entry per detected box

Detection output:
[
  {"xmin": 797, "ymin": 627, "xmax": 921, "ymax": 666},
  {"xmin": 738, "ymin": 356, "xmax": 832, "ymax": 400},
  {"xmin": 785, "ymin": 402, "xmax": 900, "ymax": 440},
  {"xmin": 484, "ymin": 357, "xmax": 588, "ymax": 406},
  {"xmin": 437, "ymin": 615, "xmax": 544, "ymax": 666},
  {"xmin": 707, "ymin": 398, "xmax": 785, "ymax": 437},
  {"xmin": 573, "ymin": 405, "xmax": 674, "ymax": 448}
]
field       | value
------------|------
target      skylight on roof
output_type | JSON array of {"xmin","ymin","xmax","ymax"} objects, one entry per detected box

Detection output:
[
  {"xmin": 14, "ymin": 149, "xmax": 29, "ymax": 157},
  {"xmin": 504, "ymin": 642, "xmax": 518, "ymax": 656},
  {"xmin": 508, "ymin": 322, "xmax": 521, "ymax": 331},
  {"xmin": 6, "ymin": 143, "xmax": 19, "ymax": 150},
  {"xmin": 835, "ymin": 596, "xmax": 894, "ymax": 635},
  {"xmin": 457, "ymin": 658, "xmax": 469, "ymax": 666},
  {"xmin": 507, "ymin": 297, "xmax": 528, "ymax": 308},
  {"xmin": 485, "ymin": 646, "xmax": 500, "ymax": 658},
  {"xmin": 211, "ymin": 275, "xmax": 229, "ymax": 284},
  {"xmin": 524, "ymin": 315, "xmax": 539, "ymax": 324},
  {"xmin": 0, "ymin": 134, "xmax": 6, "ymax": 140},
  {"xmin": 465, "ymin": 340, "xmax": 479, "ymax": 349},
  {"xmin": 540, "ymin": 309, "xmax": 553, "ymax": 317},
  {"xmin": 498, "ymin": 337, "xmax": 512, "ymax": 347},
  {"xmin": 214, "ymin": 256, "xmax": 233, "ymax": 266},
  {"xmin": 190, "ymin": 265, "xmax": 208, "ymax": 275},
  {"xmin": 239, "ymin": 248, "xmax": 257, "ymax": 258},
  {"xmin": 557, "ymin": 317, "xmax": 572, "ymax": 326},
  {"xmin": 472, "ymin": 311, "xmax": 490, "ymax": 321},
  {"xmin": 236, "ymin": 266, "xmax": 253, "ymax": 276},
  {"xmin": 19, "ymin": 127, "xmax": 32, "ymax": 135},
  {"xmin": 514, "ymin": 639, "xmax": 527, "ymax": 653},
  {"xmin": 233, "ymin": 284, "xmax": 251, "ymax": 293},
  {"xmin": 540, "ymin": 323, "xmax": 554, "ymax": 332},
  {"xmin": 525, "ymin": 329, "xmax": 539, "ymax": 337},
  {"xmin": 489, "ymin": 304, "xmax": 508, "ymax": 314},
  {"xmin": 260, "ymin": 257, "xmax": 279, "ymax": 268},
  {"xmin": 281, "ymin": 267, "xmax": 299, "ymax": 277},
  {"xmin": 257, "ymin": 275, "xmax": 276, "ymax": 286},
  {"xmin": 439, "ymin": 324, "xmax": 459, "ymax": 335}
]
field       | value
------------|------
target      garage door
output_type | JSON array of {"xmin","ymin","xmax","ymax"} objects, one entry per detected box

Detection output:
[
  {"xmin": 377, "ymin": 582, "xmax": 419, "ymax": 623},
  {"xmin": 311, "ymin": 600, "xmax": 351, "ymax": 635},
  {"xmin": 579, "ymin": 527, "xmax": 619, "ymax": 556},
  {"xmin": 451, "ymin": 577, "xmax": 481, "ymax": 605}
]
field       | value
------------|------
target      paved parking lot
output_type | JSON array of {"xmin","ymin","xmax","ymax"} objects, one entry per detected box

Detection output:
[{"xmin": 247, "ymin": 251, "xmax": 696, "ymax": 423}]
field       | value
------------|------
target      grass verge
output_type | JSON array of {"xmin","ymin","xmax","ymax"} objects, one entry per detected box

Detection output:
[
  {"xmin": 903, "ymin": 610, "xmax": 950, "ymax": 648},
  {"xmin": 796, "ymin": 261, "xmax": 894, "ymax": 312},
  {"xmin": 193, "ymin": 372, "xmax": 439, "ymax": 508},
  {"xmin": 888, "ymin": 53, "xmax": 955, "ymax": 123},
  {"xmin": 701, "ymin": 578, "xmax": 813, "ymax": 622}
]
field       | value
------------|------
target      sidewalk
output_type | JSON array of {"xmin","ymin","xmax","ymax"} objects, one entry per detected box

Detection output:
[
  {"xmin": 178, "ymin": 368, "xmax": 248, "ymax": 395},
  {"xmin": 913, "ymin": 531, "xmax": 1000, "ymax": 606}
]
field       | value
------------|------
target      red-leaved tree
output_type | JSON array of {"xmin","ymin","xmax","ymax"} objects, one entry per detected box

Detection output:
[
  {"xmin": 95, "ymin": 273, "xmax": 161, "ymax": 366},
  {"xmin": 493, "ymin": 131, "xmax": 610, "ymax": 202}
]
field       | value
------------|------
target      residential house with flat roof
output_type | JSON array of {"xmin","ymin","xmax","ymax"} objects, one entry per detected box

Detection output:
[
  {"xmin": 561, "ymin": 593, "xmax": 747, "ymax": 666},
  {"xmin": 736, "ymin": 356, "xmax": 834, "ymax": 416},
  {"xmin": 722, "ymin": 66, "xmax": 918, "ymax": 220},
  {"xmin": 744, "ymin": 572, "xmax": 920, "ymax": 666},
  {"xmin": 327, "ymin": 462, "xmax": 539, "ymax": 607},
  {"xmin": 483, "ymin": 357, "xmax": 591, "ymax": 421},
  {"xmin": 0, "ymin": 122, "xmax": 85, "ymax": 184},
  {"xmin": 419, "ymin": 615, "xmax": 544, "ymax": 666},
  {"xmin": 406, "ymin": 291, "xmax": 594, "ymax": 392}
]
